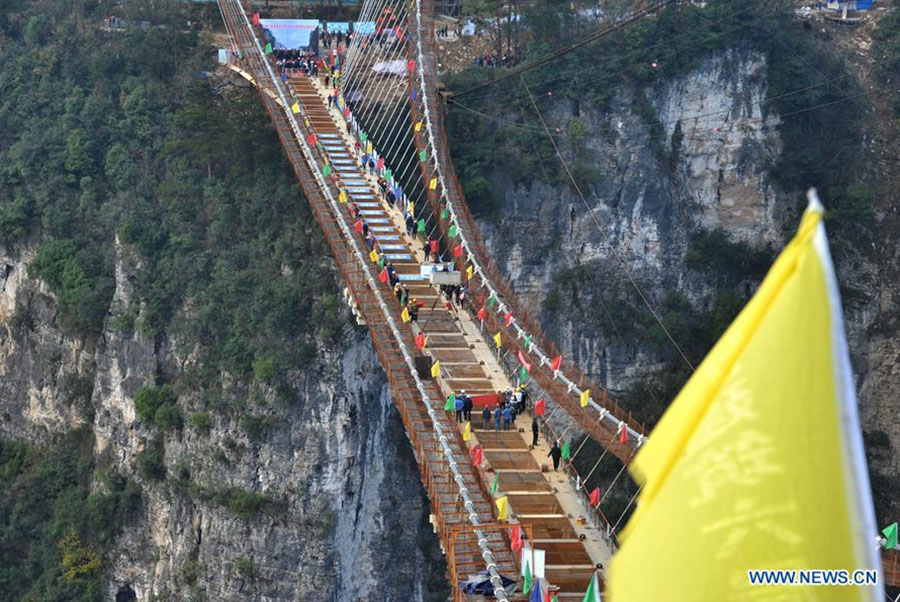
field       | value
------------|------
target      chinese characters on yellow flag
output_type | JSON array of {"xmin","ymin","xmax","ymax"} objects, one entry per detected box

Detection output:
[
  {"xmin": 429, "ymin": 177, "xmax": 438, "ymax": 190},
  {"xmin": 291, "ymin": 102, "xmax": 301, "ymax": 114},
  {"xmin": 493, "ymin": 332, "xmax": 502, "ymax": 348},
  {"xmin": 607, "ymin": 191, "xmax": 879, "ymax": 602},
  {"xmin": 430, "ymin": 360, "xmax": 440, "ymax": 378},
  {"xmin": 462, "ymin": 422, "xmax": 471, "ymax": 442},
  {"xmin": 400, "ymin": 307, "xmax": 410, "ymax": 323}
]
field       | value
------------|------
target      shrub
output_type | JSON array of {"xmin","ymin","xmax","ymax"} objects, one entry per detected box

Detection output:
[
  {"xmin": 187, "ymin": 411, "xmax": 213, "ymax": 436},
  {"xmin": 219, "ymin": 488, "xmax": 272, "ymax": 521},
  {"xmin": 136, "ymin": 440, "xmax": 166, "ymax": 481},
  {"xmin": 133, "ymin": 385, "xmax": 181, "ymax": 431},
  {"xmin": 241, "ymin": 414, "xmax": 269, "ymax": 442}
]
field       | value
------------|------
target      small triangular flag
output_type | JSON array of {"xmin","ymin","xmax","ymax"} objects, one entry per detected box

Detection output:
[{"xmin": 496, "ymin": 496, "xmax": 508, "ymax": 521}]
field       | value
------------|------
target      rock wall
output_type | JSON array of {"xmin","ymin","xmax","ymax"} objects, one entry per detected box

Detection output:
[
  {"xmin": 470, "ymin": 49, "xmax": 900, "ymax": 511},
  {"xmin": 477, "ymin": 49, "xmax": 782, "ymax": 391},
  {"xmin": 0, "ymin": 238, "xmax": 446, "ymax": 601}
]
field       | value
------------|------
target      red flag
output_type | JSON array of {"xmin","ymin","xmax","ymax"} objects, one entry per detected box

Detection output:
[
  {"xmin": 619, "ymin": 424, "xmax": 628, "ymax": 444},
  {"xmin": 407, "ymin": 59, "xmax": 416, "ymax": 72},
  {"xmin": 415, "ymin": 332, "xmax": 426, "ymax": 351},
  {"xmin": 354, "ymin": 220, "xmax": 363, "ymax": 233},
  {"xmin": 504, "ymin": 312, "xmax": 512, "ymax": 326},
  {"xmin": 343, "ymin": 106, "xmax": 350, "ymax": 118},
  {"xmin": 517, "ymin": 350, "xmax": 531, "ymax": 373},
  {"xmin": 307, "ymin": 133, "xmax": 316, "ymax": 146},
  {"xmin": 378, "ymin": 268, "xmax": 388, "ymax": 283},
  {"xmin": 550, "ymin": 355, "xmax": 562, "ymax": 372},
  {"xmin": 589, "ymin": 487, "xmax": 600, "ymax": 507},
  {"xmin": 472, "ymin": 445, "xmax": 483, "ymax": 466},
  {"xmin": 251, "ymin": 12, "xmax": 260, "ymax": 26},
  {"xmin": 395, "ymin": 25, "xmax": 402, "ymax": 39},
  {"xmin": 429, "ymin": 239, "xmax": 439, "ymax": 255},
  {"xmin": 477, "ymin": 306, "xmax": 486, "ymax": 321},
  {"xmin": 544, "ymin": 590, "xmax": 552, "ymax": 602},
  {"xmin": 376, "ymin": 157, "xmax": 384, "ymax": 170},
  {"xmin": 510, "ymin": 525, "xmax": 523, "ymax": 551},
  {"xmin": 453, "ymin": 244, "xmax": 464, "ymax": 258},
  {"xmin": 534, "ymin": 398, "xmax": 546, "ymax": 416}
]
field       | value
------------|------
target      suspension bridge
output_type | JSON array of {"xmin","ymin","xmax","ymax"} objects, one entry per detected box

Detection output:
[{"xmin": 216, "ymin": 0, "xmax": 900, "ymax": 599}]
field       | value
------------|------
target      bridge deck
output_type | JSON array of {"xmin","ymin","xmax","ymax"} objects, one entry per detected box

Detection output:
[{"xmin": 286, "ymin": 72, "xmax": 613, "ymax": 596}]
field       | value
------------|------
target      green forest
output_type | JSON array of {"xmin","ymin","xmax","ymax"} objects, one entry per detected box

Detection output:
[{"xmin": 0, "ymin": 1, "xmax": 339, "ymax": 598}]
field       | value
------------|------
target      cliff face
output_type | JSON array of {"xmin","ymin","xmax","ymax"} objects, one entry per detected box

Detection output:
[
  {"xmin": 476, "ymin": 49, "xmax": 782, "ymax": 391},
  {"xmin": 469, "ymin": 49, "xmax": 900, "ymax": 514},
  {"xmin": 0, "ymin": 238, "xmax": 445, "ymax": 602}
]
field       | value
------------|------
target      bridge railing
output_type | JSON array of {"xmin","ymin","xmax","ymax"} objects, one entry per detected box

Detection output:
[
  {"xmin": 217, "ymin": 1, "xmax": 520, "ymax": 598},
  {"xmin": 405, "ymin": 0, "xmax": 647, "ymax": 459}
]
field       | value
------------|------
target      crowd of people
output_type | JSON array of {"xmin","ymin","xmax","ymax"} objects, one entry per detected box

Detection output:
[
  {"xmin": 274, "ymin": 49, "xmax": 322, "ymax": 76},
  {"xmin": 473, "ymin": 53, "xmax": 519, "ymax": 68}
]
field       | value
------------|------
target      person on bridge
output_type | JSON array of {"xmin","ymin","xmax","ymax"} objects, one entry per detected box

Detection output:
[
  {"xmin": 503, "ymin": 405, "xmax": 511, "ymax": 431},
  {"xmin": 494, "ymin": 405, "xmax": 502, "ymax": 431},
  {"xmin": 482, "ymin": 406, "xmax": 491, "ymax": 430},
  {"xmin": 531, "ymin": 418, "xmax": 539, "ymax": 447},
  {"xmin": 405, "ymin": 212, "xmax": 415, "ymax": 236},
  {"xmin": 462, "ymin": 391, "xmax": 473, "ymax": 421},
  {"xmin": 455, "ymin": 394, "xmax": 464, "ymax": 423},
  {"xmin": 349, "ymin": 202, "xmax": 360, "ymax": 220},
  {"xmin": 548, "ymin": 440, "xmax": 562, "ymax": 471}
]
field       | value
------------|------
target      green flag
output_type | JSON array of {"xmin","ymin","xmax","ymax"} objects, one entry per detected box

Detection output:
[
  {"xmin": 378, "ymin": 256, "xmax": 385, "ymax": 269},
  {"xmin": 582, "ymin": 573, "xmax": 600, "ymax": 602},
  {"xmin": 419, "ymin": 149, "xmax": 426, "ymax": 161},
  {"xmin": 444, "ymin": 394, "xmax": 455, "ymax": 411},
  {"xmin": 487, "ymin": 293, "xmax": 496, "ymax": 310},
  {"xmin": 385, "ymin": 168, "xmax": 392, "ymax": 180},
  {"xmin": 441, "ymin": 207, "xmax": 449, "ymax": 220},
  {"xmin": 884, "ymin": 522, "xmax": 898, "ymax": 549},
  {"xmin": 490, "ymin": 473, "xmax": 499, "ymax": 495},
  {"xmin": 264, "ymin": 42, "xmax": 273, "ymax": 55},
  {"xmin": 518, "ymin": 366, "xmax": 528, "ymax": 382},
  {"xmin": 524, "ymin": 334, "xmax": 532, "ymax": 349},
  {"xmin": 523, "ymin": 559, "xmax": 533, "ymax": 594},
  {"xmin": 448, "ymin": 224, "xmax": 458, "ymax": 238},
  {"xmin": 361, "ymin": 132, "xmax": 367, "ymax": 142},
  {"xmin": 323, "ymin": 164, "xmax": 331, "ymax": 176},
  {"xmin": 417, "ymin": 219, "xmax": 425, "ymax": 233},
  {"xmin": 561, "ymin": 440, "xmax": 570, "ymax": 460}
]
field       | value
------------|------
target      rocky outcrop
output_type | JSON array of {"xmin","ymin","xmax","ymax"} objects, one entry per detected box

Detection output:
[
  {"xmin": 0, "ymin": 239, "xmax": 446, "ymax": 601},
  {"xmin": 471, "ymin": 49, "xmax": 900, "ymax": 512}
]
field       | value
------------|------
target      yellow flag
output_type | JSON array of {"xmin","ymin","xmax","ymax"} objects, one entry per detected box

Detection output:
[
  {"xmin": 291, "ymin": 102, "xmax": 301, "ymax": 114},
  {"xmin": 430, "ymin": 360, "xmax": 440, "ymax": 378},
  {"xmin": 369, "ymin": 249, "xmax": 378, "ymax": 263},
  {"xmin": 415, "ymin": 121, "xmax": 423, "ymax": 132},
  {"xmin": 401, "ymin": 307, "xmax": 410, "ymax": 323},
  {"xmin": 338, "ymin": 189, "xmax": 347, "ymax": 203},
  {"xmin": 466, "ymin": 265, "xmax": 473, "ymax": 280},
  {"xmin": 429, "ymin": 177, "xmax": 438, "ymax": 190},
  {"xmin": 608, "ymin": 195, "xmax": 878, "ymax": 602},
  {"xmin": 367, "ymin": 141, "xmax": 373, "ymax": 154},
  {"xmin": 495, "ymin": 496, "xmax": 509, "ymax": 521},
  {"xmin": 463, "ymin": 422, "xmax": 471, "ymax": 442},
  {"xmin": 409, "ymin": 202, "xmax": 415, "ymax": 215},
  {"xmin": 580, "ymin": 388, "xmax": 590, "ymax": 408},
  {"xmin": 493, "ymin": 332, "xmax": 501, "ymax": 348}
]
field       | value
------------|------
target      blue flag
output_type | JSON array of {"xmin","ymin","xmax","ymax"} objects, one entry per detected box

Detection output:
[{"xmin": 530, "ymin": 578, "xmax": 542, "ymax": 602}]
